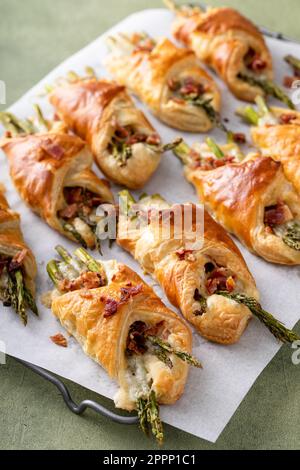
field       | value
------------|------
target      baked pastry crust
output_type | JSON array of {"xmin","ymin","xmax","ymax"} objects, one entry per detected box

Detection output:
[
  {"xmin": 0, "ymin": 185, "xmax": 37, "ymax": 294},
  {"xmin": 251, "ymin": 107, "xmax": 300, "ymax": 195},
  {"xmin": 171, "ymin": 6, "xmax": 273, "ymax": 101},
  {"xmin": 118, "ymin": 200, "xmax": 258, "ymax": 344},
  {"xmin": 105, "ymin": 37, "xmax": 221, "ymax": 132},
  {"xmin": 50, "ymin": 79, "xmax": 161, "ymax": 189},
  {"xmin": 186, "ymin": 155, "xmax": 300, "ymax": 265},
  {"xmin": 0, "ymin": 132, "xmax": 113, "ymax": 246},
  {"xmin": 51, "ymin": 261, "xmax": 192, "ymax": 411}
]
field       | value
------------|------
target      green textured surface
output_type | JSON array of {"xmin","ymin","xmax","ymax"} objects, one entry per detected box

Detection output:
[{"xmin": 1, "ymin": 0, "xmax": 300, "ymax": 450}]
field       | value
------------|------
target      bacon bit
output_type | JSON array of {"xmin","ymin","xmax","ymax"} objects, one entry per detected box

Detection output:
[
  {"xmin": 179, "ymin": 77, "xmax": 205, "ymax": 97},
  {"xmin": 50, "ymin": 333, "xmax": 68, "ymax": 348},
  {"xmin": 120, "ymin": 284, "xmax": 143, "ymax": 302},
  {"xmin": 251, "ymin": 57, "xmax": 267, "ymax": 72},
  {"xmin": 232, "ymin": 133, "xmax": 246, "ymax": 144},
  {"xmin": 126, "ymin": 133, "xmax": 147, "ymax": 145},
  {"xmin": 146, "ymin": 134, "xmax": 161, "ymax": 146},
  {"xmin": 245, "ymin": 49, "xmax": 267, "ymax": 72},
  {"xmin": 167, "ymin": 78, "xmax": 180, "ymax": 91},
  {"xmin": 144, "ymin": 320, "xmax": 165, "ymax": 338},
  {"xmin": 171, "ymin": 97, "xmax": 186, "ymax": 105},
  {"xmin": 280, "ymin": 113, "xmax": 297, "ymax": 124},
  {"xmin": 264, "ymin": 201, "xmax": 293, "ymax": 226},
  {"xmin": 64, "ymin": 187, "xmax": 83, "ymax": 204},
  {"xmin": 9, "ymin": 249, "xmax": 28, "ymax": 272},
  {"xmin": 59, "ymin": 272, "xmax": 105, "ymax": 292},
  {"xmin": 194, "ymin": 155, "xmax": 235, "ymax": 171},
  {"xmin": 115, "ymin": 124, "xmax": 130, "ymax": 139},
  {"xmin": 175, "ymin": 249, "xmax": 195, "ymax": 261},
  {"xmin": 127, "ymin": 321, "xmax": 147, "ymax": 355},
  {"xmin": 4, "ymin": 131, "xmax": 12, "ymax": 138},
  {"xmin": 42, "ymin": 142, "xmax": 65, "ymax": 160},
  {"xmin": 283, "ymin": 76, "xmax": 297, "ymax": 88},
  {"xmin": 206, "ymin": 268, "xmax": 236, "ymax": 295},
  {"xmin": 101, "ymin": 297, "xmax": 119, "ymax": 318},
  {"xmin": 265, "ymin": 225, "xmax": 274, "ymax": 234},
  {"xmin": 58, "ymin": 203, "xmax": 78, "ymax": 220}
]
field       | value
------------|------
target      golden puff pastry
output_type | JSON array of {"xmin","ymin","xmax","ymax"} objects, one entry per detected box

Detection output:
[
  {"xmin": 117, "ymin": 193, "xmax": 258, "ymax": 345},
  {"xmin": 184, "ymin": 150, "xmax": 300, "ymax": 265},
  {"xmin": 166, "ymin": 2, "xmax": 274, "ymax": 102},
  {"xmin": 248, "ymin": 106, "xmax": 300, "ymax": 196},
  {"xmin": 47, "ymin": 246, "xmax": 197, "ymax": 442},
  {"xmin": 0, "ymin": 184, "xmax": 37, "ymax": 324},
  {"xmin": 105, "ymin": 34, "xmax": 221, "ymax": 132},
  {"xmin": 0, "ymin": 129, "xmax": 114, "ymax": 250},
  {"xmin": 49, "ymin": 77, "xmax": 162, "ymax": 189}
]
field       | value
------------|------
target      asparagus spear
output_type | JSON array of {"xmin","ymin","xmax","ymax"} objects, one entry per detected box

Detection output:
[
  {"xmin": 238, "ymin": 73, "xmax": 295, "ymax": 109},
  {"xmin": 285, "ymin": 55, "xmax": 300, "ymax": 73},
  {"xmin": 236, "ymin": 106, "xmax": 260, "ymax": 125},
  {"xmin": 147, "ymin": 391, "xmax": 164, "ymax": 444},
  {"xmin": 153, "ymin": 347, "xmax": 173, "ymax": 369},
  {"xmin": 187, "ymin": 96, "xmax": 229, "ymax": 132},
  {"xmin": 206, "ymin": 137, "xmax": 225, "ymax": 159},
  {"xmin": 0, "ymin": 112, "xmax": 32, "ymax": 136},
  {"xmin": 15, "ymin": 270, "xmax": 27, "ymax": 325},
  {"xmin": 46, "ymin": 260, "xmax": 64, "ymax": 287},
  {"xmin": 282, "ymin": 223, "xmax": 300, "ymax": 251},
  {"xmin": 55, "ymin": 245, "xmax": 83, "ymax": 273},
  {"xmin": 173, "ymin": 140, "xmax": 192, "ymax": 165},
  {"xmin": 24, "ymin": 286, "xmax": 39, "ymax": 316},
  {"xmin": 137, "ymin": 397, "xmax": 149, "ymax": 435},
  {"xmin": 33, "ymin": 104, "xmax": 49, "ymax": 132},
  {"xmin": 74, "ymin": 248, "xmax": 107, "ymax": 283},
  {"xmin": 148, "ymin": 137, "xmax": 183, "ymax": 154},
  {"xmin": 147, "ymin": 336, "xmax": 202, "ymax": 368},
  {"xmin": 63, "ymin": 222, "xmax": 88, "ymax": 249},
  {"xmin": 119, "ymin": 190, "xmax": 136, "ymax": 216},
  {"xmin": 217, "ymin": 291, "xmax": 300, "ymax": 344}
]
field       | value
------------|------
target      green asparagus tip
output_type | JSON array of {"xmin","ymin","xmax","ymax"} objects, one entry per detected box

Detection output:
[
  {"xmin": 148, "ymin": 336, "xmax": 202, "ymax": 368},
  {"xmin": 172, "ymin": 140, "xmax": 192, "ymax": 165},
  {"xmin": 74, "ymin": 248, "xmax": 105, "ymax": 279},
  {"xmin": 236, "ymin": 106, "xmax": 260, "ymax": 126},
  {"xmin": 217, "ymin": 291, "xmax": 300, "ymax": 344},
  {"xmin": 46, "ymin": 260, "xmax": 63, "ymax": 287},
  {"xmin": 285, "ymin": 55, "xmax": 300, "ymax": 73},
  {"xmin": 206, "ymin": 137, "xmax": 225, "ymax": 159}
]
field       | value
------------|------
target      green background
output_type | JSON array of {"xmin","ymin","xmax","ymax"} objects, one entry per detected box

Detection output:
[{"xmin": 1, "ymin": 0, "xmax": 300, "ymax": 450}]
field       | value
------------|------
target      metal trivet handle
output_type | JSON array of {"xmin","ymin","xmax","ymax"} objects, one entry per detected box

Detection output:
[{"xmin": 14, "ymin": 357, "xmax": 139, "ymax": 425}]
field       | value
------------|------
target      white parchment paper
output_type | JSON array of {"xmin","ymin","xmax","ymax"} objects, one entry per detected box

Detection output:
[{"xmin": 0, "ymin": 9, "xmax": 300, "ymax": 443}]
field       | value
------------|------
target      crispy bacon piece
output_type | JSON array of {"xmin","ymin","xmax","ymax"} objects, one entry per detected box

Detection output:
[
  {"xmin": 175, "ymin": 249, "xmax": 195, "ymax": 261},
  {"xmin": 232, "ymin": 133, "xmax": 246, "ymax": 144},
  {"xmin": 264, "ymin": 201, "xmax": 293, "ymax": 226},
  {"xmin": 245, "ymin": 48, "xmax": 267, "ymax": 72},
  {"xmin": 58, "ymin": 203, "xmax": 78, "ymax": 220},
  {"xmin": 9, "ymin": 249, "xmax": 28, "ymax": 272},
  {"xmin": 42, "ymin": 141, "xmax": 65, "ymax": 160},
  {"xmin": 120, "ymin": 284, "xmax": 143, "ymax": 302},
  {"xmin": 50, "ymin": 333, "xmax": 68, "ymax": 348},
  {"xmin": 126, "ymin": 320, "xmax": 166, "ymax": 355},
  {"xmin": 101, "ymin": 297, "xmax": 119, "ymax": 318},
  {"xmin": 283, "ymin": 76, "xmax": 297, "ymax": 88},
  {"xmin": 206, "ymin": 268, "xmax": 236, "ymax": 295},
  {"xmin": 193, "ymin": 154, "xmax": 235, "ymax": 171},
  {"xmin": 280, "ymin": 113, "xmax": 297, "ymax": 124},
  {"xmin": 59, "ymin": 272, "xmax": 105, "ymax": 292},
  {"xmin": 146, "ymin": 134, "xmax": 161, "ymax": 146},
  {"xmin": 251, "ymin": 57, "xmax": 267, "ymax": 72}
]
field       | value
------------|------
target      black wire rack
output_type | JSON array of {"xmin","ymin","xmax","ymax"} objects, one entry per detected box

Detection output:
[{"xmin": 14, "ymin": 357, "xmax": 138, "ymax": 426}]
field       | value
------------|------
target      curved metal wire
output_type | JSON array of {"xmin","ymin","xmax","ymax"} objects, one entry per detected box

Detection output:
[{"xmin": 14, "ymin": 357, "xmax": 139, "ymax": 425}]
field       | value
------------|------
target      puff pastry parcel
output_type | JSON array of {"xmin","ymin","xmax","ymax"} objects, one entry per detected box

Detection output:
[
  {"xmin": 0, "ymin": 119, "xmax": 114, "ymax": 250},
  {"xmin": 105, "ymin": 34, "xmax": 221, "ymax": 132},
  {"xmin": 244, "ymin": 105, "xmax": 300, "ymax": 197},
  {"xmin": 0, "ymin": 184, "xmax": 37, "ymax": 324},
  {"xmin": 49, "ymin": 77, "xmax": 163, "ymax": 189},
  {"xmin": 166, "ymin": 2, "xmax": 289, "ymax": 104},
  {"xmin": 47, "ymin": 246, "xmax": 197, "ymax": 442},
  {"xmin": 180, "ymin": 145, "xmax": 300, "ymax": 264},
  {"xmin": 117, "ymin": 193, "xmax": 259, "ymax": 345}
]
